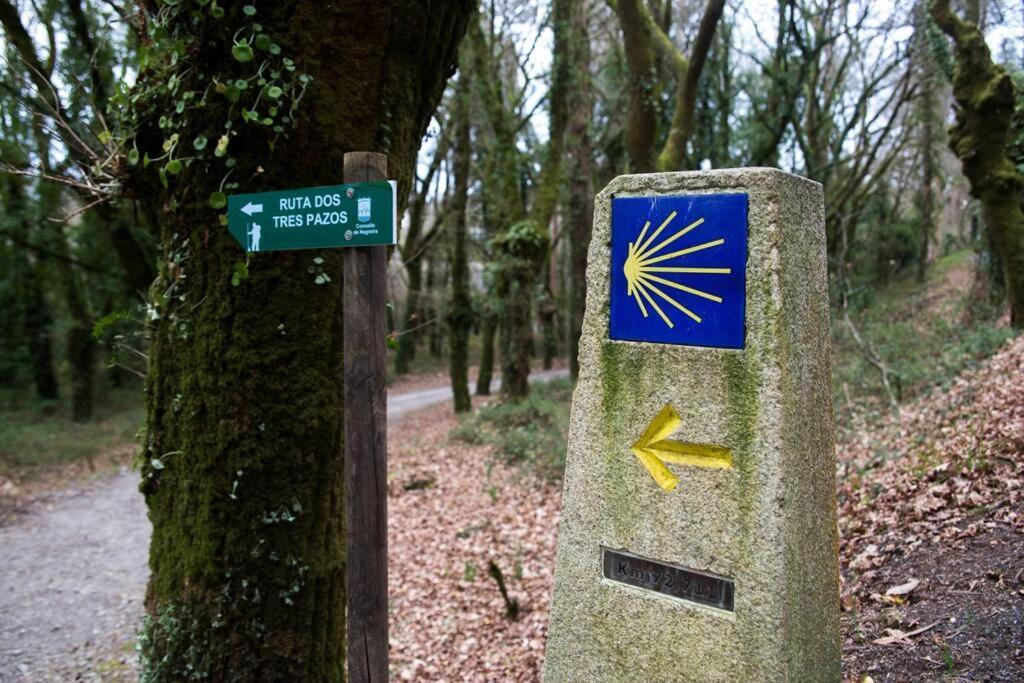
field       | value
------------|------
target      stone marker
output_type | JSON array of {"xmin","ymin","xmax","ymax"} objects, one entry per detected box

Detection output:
[{"xmin": 544, "ymin": 169, "xmax": 840, "ymax": 682}]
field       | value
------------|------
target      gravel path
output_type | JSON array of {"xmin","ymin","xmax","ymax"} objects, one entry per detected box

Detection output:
[{"xmin": 0, "ymin": 369, "xmax": 567, "ymax": 681}]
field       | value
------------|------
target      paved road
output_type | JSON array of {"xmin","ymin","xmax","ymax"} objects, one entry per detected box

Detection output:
[
  {"xmin": 388, "ymin": 367, "xmax": 568, "ymax": 418},
  {"xmin": 0, "ymin": 369, "xmax": 568, "ymax": 680}
]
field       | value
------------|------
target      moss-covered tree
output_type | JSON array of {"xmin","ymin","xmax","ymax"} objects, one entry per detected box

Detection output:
[
  {"xmin": 567, "ymin": 0, "xmax": 594, "ymax": 380},
  {"xmin": 467, "ymin": 15, "xmax": 546, "ymax": 400},
  {"xmin": 448, "ymin": 68, "xmax": 473, "ymax": 414},
  {"xmin": 932, "ymin": 0, "xmax": 1024, "ymax": 326},
  {"xmin": 609, "ymin": 0, "xmax": 725, "ymax": 172},
  {"xmin": 118, "ymin": 2, "xmax": 473, "ymax": 679},
  {"xmin": 394, "ymin": 135, "xmax": 450, "ymax": 376}
]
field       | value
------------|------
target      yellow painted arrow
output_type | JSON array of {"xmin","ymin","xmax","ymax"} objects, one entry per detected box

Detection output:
[{"xmin": 630, "ymin": 404, "xmax": 732, "ymax": 492}]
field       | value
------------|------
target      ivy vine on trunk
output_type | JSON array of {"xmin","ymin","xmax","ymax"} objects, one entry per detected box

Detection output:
[{"xmin": 118, "ymin": 2, "xmax": 473, "ymax": 680}]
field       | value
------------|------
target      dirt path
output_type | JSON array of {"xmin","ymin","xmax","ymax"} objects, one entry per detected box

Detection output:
[{"xmin": 0, "ymin": 370, "xmax": 567, "ymax": 682}]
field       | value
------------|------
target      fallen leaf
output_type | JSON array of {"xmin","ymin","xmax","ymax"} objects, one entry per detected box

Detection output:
[
  {"xmin": 884, "ymin": 578, "xmax": 920, "ymax": 596},
  {"xmin": 872, "ymin": 621, "xmax": 939, "ymax": 646}
]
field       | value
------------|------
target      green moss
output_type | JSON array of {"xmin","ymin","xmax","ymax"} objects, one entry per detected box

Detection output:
[
  {"xmin": 451, "ymin": 378, "xmax": 572, "ymax": 480},
  {"xmin": 598, "ymin": 341, "xmax": 642, "ymax": 540},
  {"xmin": 721, "ymin": 352, "xmax": 760, "ymax": 530},
  {"xmin": 132, "ymin": 1, "xmax": 477, "ymax": 679}
]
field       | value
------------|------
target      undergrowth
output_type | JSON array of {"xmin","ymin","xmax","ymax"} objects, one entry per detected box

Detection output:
[
  {"xmin": 451, "ymin": 378, "xmax": 572, "ymax": 481},
  {"xmin": 0, "ymin": 387, "xmax": 143, "ymax": 480},
  {"xmin": 832, "ymin": 250, "xmax": 1016, "ymax": 433}
]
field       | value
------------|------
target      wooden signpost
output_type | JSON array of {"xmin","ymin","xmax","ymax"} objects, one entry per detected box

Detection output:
[
  {"xmin": 342, "ymin": 152, "xmax": 389, "ymax": 682},
  {"xmin": 227, "ymin": 152, "xmax": 393, "ymax": 682}
]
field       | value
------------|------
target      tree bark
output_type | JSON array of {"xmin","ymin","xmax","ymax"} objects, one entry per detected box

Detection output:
[
  {"xmin": 2, "ymin": 168, "xmax": 60, "ymax": 400},
  {"xmin": 915, "ymin": 0, "xmax": 939, "ymax": 283},
  {"xmin": 657, "ymin": 0, "xmax": 726, "ymax": 171},
  {"xmin": 494, "ymin": 220, "xmax": 546, "ymax": 400},
  {"xmin": 468, "ymin": 16, "xmax": 544, "ymax": 401},
  {"xmin": 476, "ymin": 310, "xmax": 496, "ymax": 396},
  {"xmin": 52, "ymin": 233, "xmax": 95, "ymax": 421},
  {"xmin": 612, "ymin": 0, "xmax": 658, "ymax": 172},
  {"xmin": 567, "ymin": 0, "xmax": 594, "ymax": 381},
  {"xmin": 394, "ymin": 259, "xmax": 422, "ymax": 373},
  {"xmin": 532, "ymin": 0, "xmax": 574, "ymax": 373},
  {"xmin": 448, "ymin": 70, "xmax": 473, "ymax": 414},
  {"xmin": 932, "ymin": 0, "xmax": 1024, "ymax": 325},
  {"xmin": 132, "ymin": 2, "xmax": 473, "ymax": 680},
  {"xmin": 611, "ymin": 0, "xmax": 725, "ymax": 172}
]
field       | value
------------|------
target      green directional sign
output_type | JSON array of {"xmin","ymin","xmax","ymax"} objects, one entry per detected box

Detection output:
[{"xmin": 227, "ymin": 181, "xmax": 397, "ymax": 252}]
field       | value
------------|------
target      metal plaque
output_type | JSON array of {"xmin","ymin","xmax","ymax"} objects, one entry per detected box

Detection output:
[{"xmin": 602, "ymin": 548, "xmax": 734, "ymax": 611}]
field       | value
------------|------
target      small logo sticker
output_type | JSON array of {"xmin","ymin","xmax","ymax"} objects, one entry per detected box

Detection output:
[
  {"xmin": 357, "ymin": 197, "xmax": 372, "ymax": 222},
  {"xmin": 344, "ymin": 230, "xmax": 353, "ymax": 241}
]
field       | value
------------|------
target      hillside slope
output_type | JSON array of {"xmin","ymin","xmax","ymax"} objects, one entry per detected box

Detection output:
[{"xmin": 839, "ymin": 333, "xmax": 1023, "ymax": 680}]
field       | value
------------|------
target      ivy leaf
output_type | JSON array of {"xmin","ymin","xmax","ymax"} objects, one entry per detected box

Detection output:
[
  {"xmin": 267, "ymin": 86, "xmax": 283, "ymax": 99},
  {"xmin": 254, "ymin": 34, "xmax": 271, "ymax": 51},
  {"xmin": 165, "ymin": 160, "xmax": 183, "ymax": 175},
  {"xmin": 232, "ymin": 41, "xmax": 255, "ymax": 63},
  {"xmin": 127, "ymin": 148, "xmax": 140, "ymax": 166},
  {"xmin": 214, "ymin": 134, "xmax": 230, "ymax": 158},
  {"xmin": 209, "ymin": 191, "xmax": 227, "ymax": 209},
  {"xmin": 193, "ymin": 135, "xmax": 208, "ymax": 151},
  {"xmin": 243, "ymin": 4, "xmax": 256, "ymax": 15},
  {"xmin": 232, "ymin": 261, "xmax": 249, "ymax": 287}
]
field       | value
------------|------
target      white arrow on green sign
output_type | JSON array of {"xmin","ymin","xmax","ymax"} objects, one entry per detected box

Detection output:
[{"xmin": 227, "ymin": 181, "xmax": 397, "ymax": 252}]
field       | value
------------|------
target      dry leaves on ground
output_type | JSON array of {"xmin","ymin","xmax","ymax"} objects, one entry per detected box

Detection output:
[
  {"xmin": 839, "ymin": 335, "xmax": 1024, "ymax": 602},
  {"xmin": 387, "ymin": 399, "xmax": 561, "ymax": 681}
]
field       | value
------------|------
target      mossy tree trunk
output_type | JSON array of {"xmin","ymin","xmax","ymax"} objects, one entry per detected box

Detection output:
[
  {"xmin": 60, "ymin": 257, "xmax": 96, "ymax": 423},
  {"xmin": 427, "ymin": 257, "xmax": 446, "ymax": 357},
  {"xmin": 476, "ymin": 309, "xmax": 497, "ymax": 396},
  {"xmin": 21, "ymin": 257, "xmax": 59, "ymax": 401},
  {"xmin": 395, "ymin": 136, "xmax": 449, "ymax": 375},
  {"xmin": 468, "ymin": 16, "xmax": 542, "ymax": 400},
  {"xmin": 2, "ymin": 167, "xmax": 60, "ymax": 400},
  {"xmin": 932, "ymin": 0, "xmax": 1024, "ymax": 326},
  {"xmin": 612, "ymin": 0, "xmax": 658, "ymax": 172},
  {"xmin": 448, "ymin": 69, "xmax": 473, "ymax": 414},
  {"xmin": 539, "ymin": 287, "xmax": 557, "ymax": 371},
  {"xmin": 494, "ymin": 221, "xmax": 547, "ymax": 400},
  {"xmin": 611, "ymin": 0, "xmax": 725, "ymax": 172},
  {"xmin": 395, "ymin": 261, "xmax": 422, "ymax": 373},
  {"xmin": 533, "ymin": 0, "xmax": 574, "ymax": 375},
  {"xmin": 127, "ymin": 2, "xmax": 472, "ymax": 680},
  {"xmin": 567, "ymin": 0, "xmax": 594, "ymax": 381},
  {"xmin": 914, "ymin": 0, "xmax": 941, "ymax": 283}
]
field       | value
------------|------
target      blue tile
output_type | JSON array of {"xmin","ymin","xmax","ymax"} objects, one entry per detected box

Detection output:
[{"xmin": 609, "ymin": 193, "xmax": 747, "ymax": 349}]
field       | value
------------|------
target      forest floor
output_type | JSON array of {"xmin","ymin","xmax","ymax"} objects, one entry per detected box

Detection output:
[
  {"xmin": 2, "ymin": 255, "xmax": 1021, "ymax": 681},
  {"xmin": 0, "ymin": 369, "xmax": 566, "ymax": 681},
  {"xmin": 839, "ymin": 334, "xmax": 1024, "ymax": 681},
  {"xmin": 381, "ymin": 333, "xmax": 1024, "ymax": 682},
  {"xmin": 6, "ymin": 333, "xmax": 1017, "ymax": 682}
]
